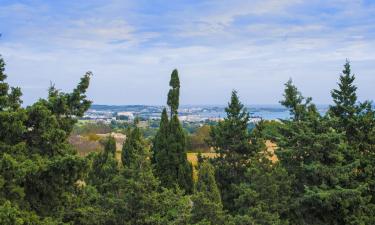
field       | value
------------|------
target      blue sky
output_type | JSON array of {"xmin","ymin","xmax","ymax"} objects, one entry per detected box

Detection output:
[{"xmin": 0, "ymin": 0, "xmax": 374, "ymax": 105}]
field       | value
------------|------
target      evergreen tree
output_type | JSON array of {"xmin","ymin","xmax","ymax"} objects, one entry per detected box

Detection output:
[
  {"xmin": 280, "ymin": 78, "xmax": 318, "ymax": 121},
  {"xmin": 87, "ymin": 137, "xmax": 119, "ymax": 195},
  {"xmin": 152, "ymin": 69, "xmax": 193, "ymax": 193},
  {"xmin": 233, "ymin": 157, "xmax": 291, "ymax": 225},
  {"xmin": 118, "ymin": 125, "xmax": 160, "ymax": 225},
  {"xmin": 329, "ymin": 60, "xmax": 359, "ymax": 142},
  {"xmin": 152, "ymin": 108, "xmax": 171, "ymax": 184},
  {"xmin": 277, "ymin": 79, "xmax": 372, "ymax": 224},
  {"xmin": 191, "ymin": 161, "xmax": 224, "ymax": 225},
  {"xmin": 169, "ymin": 114, "xmax": 193, "ymax": 193},
  {"xmin": 209, "ymin": 90, "xmax": 257, "ymax": 212},
  {"xmin": 167, "ymin": 69, "xmax": 180, "ymax": 117},
  {"xmin": 329, "ymin": 60, "xmax": 375, "ymax": 217},
  {"xmin": 117, "ymin": 120, "xmax": 192, "ymax": 225},
  {"xmin": 0, "ymin": 55, "xmax": 93, "ymax": 222},
  {"xmin": 122, "ymin": 119, "xmax": 146, "ymax": 167}
]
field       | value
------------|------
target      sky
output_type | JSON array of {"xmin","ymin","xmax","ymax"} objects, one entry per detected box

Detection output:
[{"xmin": 0, "ymin": 0, "xmax": 374, "ymax": 106}]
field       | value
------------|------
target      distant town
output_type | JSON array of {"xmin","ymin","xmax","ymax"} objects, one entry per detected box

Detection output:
[{"xmin": 82, "ymin": 104, "xmax": 328, "ymax": 124}]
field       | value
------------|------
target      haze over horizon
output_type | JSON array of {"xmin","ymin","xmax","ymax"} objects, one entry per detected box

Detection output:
[{"xmin": 1, "ymin": 0, "xmax": 374, "ymax": 106}]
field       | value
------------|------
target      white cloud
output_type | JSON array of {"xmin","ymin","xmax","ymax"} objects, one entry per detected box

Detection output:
[{"xmin": 0, "ymin": 0, "xmax": 374, "ymax": 105}]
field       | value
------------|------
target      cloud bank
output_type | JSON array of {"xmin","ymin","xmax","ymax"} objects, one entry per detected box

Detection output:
[{"xmin": 0, "ymin": 0, "xmax": 374, "ymax": 105}]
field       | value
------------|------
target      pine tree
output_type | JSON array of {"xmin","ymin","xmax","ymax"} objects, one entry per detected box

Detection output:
[
  {"xmin": 329, "ymin": 61, "xmax": 375, "ymax": 219},
  {"xmin": 280, "ymin": 78, "xmax": 318, "ymax": 121},
  {"xmin": 277, "ymin": 79, "xmax": 372, "ymax": 224},
  {"xmin": 329, "ymin": 60, "xmax": 359, "ymax": 142},
  {"xmin": 152, "ymin": 69, "xmax": 193, "ymax": 193},
  {"xmin": 209, "ymin": 90, "xmax": 257, "ymax": 212},
  {"xmin": 191, "ymin": 161, "xmax": 224, "ymax": 225}
]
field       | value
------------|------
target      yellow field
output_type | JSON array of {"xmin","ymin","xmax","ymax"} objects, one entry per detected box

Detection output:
[
  {"xmin": 72, "ymin": 132, "xmax": 278, "ymax": 181},
  {"xmin": 186, "ymin": 141, "xmax": 278, "ymax": 180}
]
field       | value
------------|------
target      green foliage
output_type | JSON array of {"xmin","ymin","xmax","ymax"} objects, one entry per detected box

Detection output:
[
  {"xmin": 277, "ymin": 77, "xmax": 374, "ymax": 224},
  {"xmin": 87, "ymin": 150, "xmax": 119, "ymax": 195},
  {"xmin": 121, "ymin": 121, "xmax": 146, "ymax": 167},
  {"xmin": 1, "ymin": 53, "xmax": 375, "ymax": 225},
  {"xmin": 167, "ymin": 69, "xmax": 180, "ymax": 116},
  {"xmin": 191, "ymin": 161, "xmax": 224, "ymax": 225},
  {"xmin": 152, "ymin": 108, "xmax": 170, "ymax": 180},
  {"xmin": 328, "ymin": 60, "xmax": 375, "ymax": 220},
  {"xmin": 252, "ymin": 120, "xmax": 283, "ymax": 142},
  {"xmin": 280, "ymin": 78, "xmax": 318, "ymax": 121},
  {"xmin": 329, "ymin": 60, "xmax": 358, "ymax": 140},
  {"xmin": 0, "ymin": 54, "xmax": 92, "ymax": 223},
  {"xmin": 209, "ymin": 90, "xmax": 260, "ymax": 211},
  {"xmin": 0, "ymin": 201, "xmax": 57, "ymax": 225},
  {"xmin": 233, "ymin": 159, "xmax": 291, "ymax": 225},
  {"xmin": 152, "ymin": 70, "xmax": 193, "ymax": 193},
  {"xmin": 118, "ymin": 141, "xmax": 161, "ymax": 225}
]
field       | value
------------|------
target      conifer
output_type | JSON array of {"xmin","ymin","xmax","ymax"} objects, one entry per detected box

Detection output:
[
  {"xmin": 209, "ymin": 90, "xmax": 257, "ymax": 211},
  {"xmin": 152, "ymin": 69, "xmax": 193, "ymax": 193}
]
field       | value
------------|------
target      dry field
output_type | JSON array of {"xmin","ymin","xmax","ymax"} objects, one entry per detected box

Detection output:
[
  {"xmin": 187, "ymin": 141, "xmax": 278, "ymax": 180},
  {"xmin": 71, "ymin": 133, "xmax": 278, "ymax": 180}
]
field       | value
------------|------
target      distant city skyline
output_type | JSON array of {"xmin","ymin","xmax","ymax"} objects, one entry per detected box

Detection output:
[{"xmin": 0, "ymin": 0, "xmax": 374, "ymax": 106}]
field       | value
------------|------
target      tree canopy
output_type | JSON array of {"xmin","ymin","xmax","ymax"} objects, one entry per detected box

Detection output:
[{"xmin": 0, "ymin": 53, "xmax": 374, "ymax": 224}]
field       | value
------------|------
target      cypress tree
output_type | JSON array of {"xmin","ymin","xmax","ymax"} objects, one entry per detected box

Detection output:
[
  {"xmin": 118, "ymin": 119, "xmax": 192, "ymax": 225},
  {"xmin": 152, "ymin": 69, "xmax": 193, "ymax": 193},
  {"xmin": 152, "ymin": 108, "xmax": 169, "ymax": 179},
  {"xmin": 167, "ymin": 69, "xmax": 180, "ymax": 117},
  {"xmin": 169, "ymin": 114, "xmax": 193, "ymax": 193}
]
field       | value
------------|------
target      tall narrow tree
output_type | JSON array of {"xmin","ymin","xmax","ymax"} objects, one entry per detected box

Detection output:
[
  {"xmin": 167, "ymin": 69, "xmax": 180, "ymax": 117},
  {"xmin": 152, "ymin": 108, "xmax": 170, "ymax": 182},
  {"xmin": 152, "ymin": 69, "xmax": 193, "ymax": 193},
  {"xmin": 119, "ymin": 119, "xmax": 192, "ymax": 225}
]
